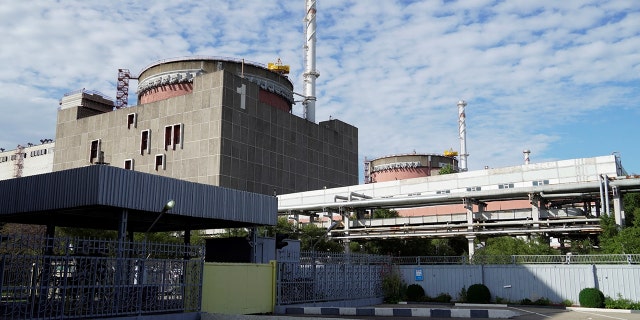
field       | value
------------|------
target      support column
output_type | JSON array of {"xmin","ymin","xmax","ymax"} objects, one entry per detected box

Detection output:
[
  {"xmin": 464, "ymin": 198, "xmax": 474, "ymax": 232},
  {"xmin": 612, "ymin": 187, "xmax": 625, "ymax": 227},
  {"xmin": 529, "ymin": 193, "xmax": 540, "ymax": 228},
  {"xmin": 343, "ymin": 210, "xmax": 350, "ymax": 254},
  {"xmin": 464, "ymin": 198, "xmax": 475, "ymax": 259},
  {"xmin": 184, "ymin": 229, "xmax": 192, "ymax": 260},
  {"xmin": 114, "ymin": 209, "xmax": 133, "ymax": 294},
  {"xmin": 466, "ymin": 235, "xmax": 476, "ymax": 260}
]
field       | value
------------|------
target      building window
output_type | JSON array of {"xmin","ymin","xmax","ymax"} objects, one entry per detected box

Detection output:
[
  {"xmin": 164, "ymin": 124, "xmax": 184, "ymax": 150},
  {"xmin": 124, "ymin": 159, "xmax": 134, "ymax": 170},
  {"xmin": 0, "ymin": 156, "xmax": 7, "ymax": 163},
  {"xmin": 466, "ymin": 186, "xmax": 481, "ymax": 192},
  {"xmin": 498, "ymin": 183, "xmax": 515, "ymax": 189},
  {"xmin": 140, "ymin": 130, "xmax": 150, "ymax": 155},
  {"xmin": 436, "ymin": 190, "xmax": 450, "ymax": 194},
  {"xmin": 533, "ymin": 180, "xmax": 549, "ymax": 186},
  {"xmin": 127, "ymin": 113, "xmax": 137, "ymax": 129},
  {"xmin": 155, "ymin": 154, "xmax": 165, "ymax": 171},
  {"xmin": 90, "ymin": 139, "xmax": 101, "ymax": 163}
]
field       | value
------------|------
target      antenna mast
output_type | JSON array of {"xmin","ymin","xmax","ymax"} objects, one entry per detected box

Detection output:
[{"xmin": 303, "ymin": 0, "xmax": 319, "ymax": 122}]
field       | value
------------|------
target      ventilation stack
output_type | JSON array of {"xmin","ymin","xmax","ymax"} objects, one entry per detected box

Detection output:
[
  {"xmin": 303, "ymin": 0, "xmax": 319, "ymax": 123},
  {"xmin": 457, "ymin": 100, "xmax": 468, "ymax": 171}
]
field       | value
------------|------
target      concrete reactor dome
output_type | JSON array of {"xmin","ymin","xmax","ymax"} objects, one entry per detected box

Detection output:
[
  {"xmin": 365, "ymin": 153, "xmax": 458, "ymax": 183},
  {"xmin": 136, "ymin": 56, "xmax": 294, "ymax": 112}
]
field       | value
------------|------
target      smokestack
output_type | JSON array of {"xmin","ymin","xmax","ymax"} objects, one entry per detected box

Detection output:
[
  {"xmin": 523, "ymin": 149, "xmax": 531, "ymax": 165},
  {"xmin": 457, "ymin": 100, "xmax": 468, "ymax": 171},
  {"xmin": 303, "ymin": 0, "xmax": 319, "ymax": 123}
]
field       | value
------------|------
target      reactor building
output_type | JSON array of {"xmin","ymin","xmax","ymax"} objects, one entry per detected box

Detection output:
[{"xmin": 53, "ymin": 57, "xmax": 358, "ymax": 195}]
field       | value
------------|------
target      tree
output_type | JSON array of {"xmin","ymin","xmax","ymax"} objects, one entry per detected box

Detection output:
[
  {"xmin": 439, "ymin": 164, "xmax": 456, "ymax": 175},
  {"xmin": 372, "ymin": 209, "xmax": 399, "ymax": 219},
  {"xmin": 298, "ymin": 223, "xmax": 342, "ymax": 252},
  {"xmin": 474, "ymin": 236, "xmax": 557, "ymax": 256},
  {"xmin": 623, "ymin": 193, "xmax": 640, "ymax": 227},
  {"xmin": 598, "ymin": 210, "xmax": 640, "ymax": 254},
  {"xmin": 261, "ymin": 217, "xmax": 297, "ymax": 239}
]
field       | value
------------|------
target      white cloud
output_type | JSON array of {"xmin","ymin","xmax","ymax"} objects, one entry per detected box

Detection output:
[{"xmin": 1, "ymin": 0, "xmax": 638, "ymax": 176}]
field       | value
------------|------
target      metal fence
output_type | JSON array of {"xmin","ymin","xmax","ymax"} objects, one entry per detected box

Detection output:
[
  {"xmin": 392, "ymin": 254, "xmax": 640, "ymax": 265},
  {"xmin": 0, "ymin": 234, "xmax": 204, "ymax": 320},
  {"xmin": 276, "ymin": 251, "xmax": 391, "ymax": 305}
]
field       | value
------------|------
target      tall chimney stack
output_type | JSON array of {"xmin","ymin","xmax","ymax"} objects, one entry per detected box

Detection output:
[
  {"xmin": 457, "ymin": 100, "xmax": 468, "ymax": 171},
  {"xmin": 303, "ymin": 0, "xmax": 319, "ymax": 123}
]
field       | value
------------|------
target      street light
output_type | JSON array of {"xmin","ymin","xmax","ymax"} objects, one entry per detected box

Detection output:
[
  {"xmin": 311, "ymin": 221, "xmax": 339, "ymax": 252},
  {"xmin": 145, "ymin": 199, "xmax": 175, "ymax": 235},
  {"xmin": 140, "ymin": 200, "xmax": 175, "ymax": 286}
]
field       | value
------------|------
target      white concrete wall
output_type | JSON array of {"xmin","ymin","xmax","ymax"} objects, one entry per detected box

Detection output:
[{"xmin": 0, "ymin": 144, "xmax": 54, "ymax": 180}]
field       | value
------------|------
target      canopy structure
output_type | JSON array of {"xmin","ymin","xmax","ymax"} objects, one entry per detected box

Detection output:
[{"xmin": 0, "ymin": 165, "xmax": 276, "ymax": 232}]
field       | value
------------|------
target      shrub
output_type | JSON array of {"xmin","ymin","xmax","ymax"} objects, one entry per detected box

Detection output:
[
  {"xmin": 434, "ymin": 292, "xmax": 452, "ymax": 303},
  {"xmin": 382, "ymin": 272, "xmax": 406, "ymax": 303},
  {"xmin": 406, "ymin": 284, "xmax": 425, "ymax": 301},
  {"xmin": 458, "ymin": 286, "xmax": 468, "ymax": 302},
  {"xmin": 562, "ymin": 299, "xmax": 573, "ymax": 307},
  {"xmin": 605, "ymin": 294, "xmax": 640, "ymax": 310},
  {"xmin": 579, "ymin": 288, "xmax": 605, "ymax": 308},
  {"xmin": 467, "ymin": 284, "xmax": 491, "ymax": 304}
]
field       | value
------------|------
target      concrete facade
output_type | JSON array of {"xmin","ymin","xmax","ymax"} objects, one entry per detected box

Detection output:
[
  {"xmin": 53, "ymin": 57, "xmax": 358, "ymax": 195},
  {"xmin": 0, "ymin": 143, "xmax": 54, "ymax": 180}
]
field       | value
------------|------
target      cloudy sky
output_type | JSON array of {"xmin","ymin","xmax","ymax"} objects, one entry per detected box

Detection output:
[{"xmin": 1, "ymin": 1, "xmax": 639, "ymax": 179}]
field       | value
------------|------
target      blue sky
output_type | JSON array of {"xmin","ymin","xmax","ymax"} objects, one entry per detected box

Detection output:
[{"xmin": 1, "ymin": 0, "xmax": 639, "ymax": 178}]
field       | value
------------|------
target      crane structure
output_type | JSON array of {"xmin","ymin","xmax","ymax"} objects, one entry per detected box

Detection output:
[{"xmin": 268, "ymin": 58, "xmax": 290, "ymax": 75}]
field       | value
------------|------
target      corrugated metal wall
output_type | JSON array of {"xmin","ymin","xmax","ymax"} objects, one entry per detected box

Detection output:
[
  {"xmin": 0, "ymin": 165, "xmax": 276, "ymax": 226},
  {"xmin": 398, "ymin": 264, "xmax": 639, "ymax": 305}
]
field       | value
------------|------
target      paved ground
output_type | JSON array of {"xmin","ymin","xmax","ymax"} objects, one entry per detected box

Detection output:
[{"xmin": 202, "ymin": 303, "xmax": 640, "ymax": 320}]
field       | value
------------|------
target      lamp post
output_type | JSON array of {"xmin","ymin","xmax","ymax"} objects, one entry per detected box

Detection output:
[
  {"xmin": 140, "ymin": 200, "xmax": 175, "ymax": 287},
  {"xmin": 145, "ymin": 200, "xmax": 176, "ymax": 237}
]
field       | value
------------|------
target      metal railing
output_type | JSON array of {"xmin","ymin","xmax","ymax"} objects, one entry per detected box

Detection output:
[
  {"xmin": 0, "ymin": 234, "xmax": 204, "ymax": 320},
  {"xmin": 391, "ymin": 254, "xmax": 640, "ymax": 265},
  {"xmin": 276, "ymin": 251, "xmax": 391, "ymax": 305}
]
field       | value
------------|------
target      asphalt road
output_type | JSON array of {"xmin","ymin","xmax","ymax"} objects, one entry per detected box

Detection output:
[{"xmin": 252, "ymin": 306, "xmax": 640, "ymax": 320}]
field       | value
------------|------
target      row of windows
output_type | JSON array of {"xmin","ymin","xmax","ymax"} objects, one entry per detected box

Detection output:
[
  {"xmin": 140, "ymin": 124, "xmax": 184, "ymax": 155},
  {"xmin": 89, "ymin": 115, "xmax": 182, "ymax": 169},
  {"xmin": 121, "ymin": 155, "xmax": 165, "ymax": 171},
  {"xmin": 0, "ymin": 149, "xmax": 52, "ymax": 163}
]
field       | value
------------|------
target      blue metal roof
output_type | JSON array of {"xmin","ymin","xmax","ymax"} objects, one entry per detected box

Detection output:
[{"xmin": 0, "ymin": 165, "xmax": 276, "ymax": 231}]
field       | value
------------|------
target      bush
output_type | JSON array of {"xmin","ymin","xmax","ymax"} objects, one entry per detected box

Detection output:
[
  {"xmin": 579, "ymin": 288, "xmax": 605, "ymax": 308},
  {"xmin": 406, "ymin": 284, "xmax": 425, "ymax": 301},
  {"xmin": 605, "ymin": 294, "xmax": 640, "ymax": 310},
  {"xmin": 458, "ymin": 286, "xmax": 468, "ymax": 302},
  {"xmin": 467, "ymin": 284, "xmax": 491, "ymax": 304},
  {"xmin": 382, "ymin": 272, "xmax": 406, "ymax": 303},
  {"xmin": 433, "ymin": 292, "xmax": 452, "ymax": 303}
]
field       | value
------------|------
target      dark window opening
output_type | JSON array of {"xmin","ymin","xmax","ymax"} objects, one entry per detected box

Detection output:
[
  {"xmin": 90, "ymin": 140, "xmax": 100, "ymax": 163},
  {"xmin": 141, "ymin": 130, "xmax": 150, "ymax": 154}
]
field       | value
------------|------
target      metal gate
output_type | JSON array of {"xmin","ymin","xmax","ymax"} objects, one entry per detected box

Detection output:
[
  {"xmin": 276, "ymin": 251, "xmax": 390, "ymax": 305},
  {"xmin": 0, "ymin": 234, "xmax": 204, "ymax": 319}
]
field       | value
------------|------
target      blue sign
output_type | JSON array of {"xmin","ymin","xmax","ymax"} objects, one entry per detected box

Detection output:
[{"xmin": 415, "ymin": 268, "xmax": 423, "ymax": 281}]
